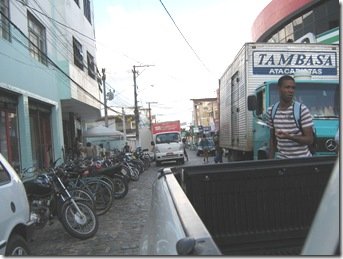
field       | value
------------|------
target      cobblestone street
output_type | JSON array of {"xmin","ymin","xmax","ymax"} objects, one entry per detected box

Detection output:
[{"xmin": 29, "ymin": 150, "xmax": 206, "ymax": 256}]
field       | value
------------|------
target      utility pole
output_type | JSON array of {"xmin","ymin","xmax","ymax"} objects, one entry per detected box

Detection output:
[
  {"xmin": 147, "ymin": 101, "xmax": 158, "ymax": 130},
  {"xmin": 122, "ymin": 107, "xmax": 127, "ymax": 142},
  {"xmin": 132, "ymin": 65, "xmax": 139, "ymax": 142},
  {"xmin": 132, "ymin": 64, "xmax": 154, "ymax": 145},
  {"xmin": 102, "ymin": 68, "xmax": 108, "ymax": 127}
]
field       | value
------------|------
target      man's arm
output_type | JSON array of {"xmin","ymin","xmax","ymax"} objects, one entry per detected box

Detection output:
[
  {"xmin": 276, "ymin": 126, "xmax": 313, "ymax": 145},
  {"xmin": 269, "ymin": 129, "xmax": 276, "ymax": 159}
]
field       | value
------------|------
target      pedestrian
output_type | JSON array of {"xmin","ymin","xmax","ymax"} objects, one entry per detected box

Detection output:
[
  {"xmin": 267, "ymin": 75, "xmax": 314, "ymax": 159},
  {"xmin": 98, "ymin": 144, "xmax": 106, "ymax": 158},
  {"xmin": 82, "ymin": 142, "xmax": 97, "ymax": 160},
  {"xmin": 182, "ymin": 137, "xmax": 189, "ymax": 161},
  {"xmin": 123, "ymin": 142, "xmax": 131, "ymax": 153},
  {"xmin": 214, "ymin": 136, "xmax": 223, "ymax": 163},
  {"xmin": 199, "ymin": 134, "xmax": 209, "ymax": 163}
]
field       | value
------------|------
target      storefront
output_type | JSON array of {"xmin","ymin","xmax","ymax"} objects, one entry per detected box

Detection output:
[{"xmin": 0, "ymin": 88, "xmax": 56, "ymax": 171}]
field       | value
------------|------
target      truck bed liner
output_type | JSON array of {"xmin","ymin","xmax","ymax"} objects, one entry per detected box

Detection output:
[{"xmin": 175, "ymin": 156, "xmax": 336, "ymax": 255}]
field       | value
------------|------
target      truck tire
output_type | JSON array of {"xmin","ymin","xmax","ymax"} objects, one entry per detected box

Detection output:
[{"xmin": 5, "ymin": 234, "xmax": 30, "ymax": 255}]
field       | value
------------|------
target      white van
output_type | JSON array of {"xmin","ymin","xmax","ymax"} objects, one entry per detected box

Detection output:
[{"xmin": 0, "ymin": 153, "xmax": 33, "ymax": 255}]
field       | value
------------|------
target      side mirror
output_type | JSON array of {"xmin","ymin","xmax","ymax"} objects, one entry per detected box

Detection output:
[
  {"xmin": 247, "ymin": 95, "xmax": 257, "ymax": 111},
  {"xmin": 151, "ymin": 141, "xmax": 155, "ymax": 146}
]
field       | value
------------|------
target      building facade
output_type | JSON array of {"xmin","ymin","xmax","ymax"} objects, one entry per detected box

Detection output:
[
  {"xmin": 191, "ymin": 98, "xmax": 219, "ymax": 131},
  {"xmin": 252, "ymin": 0, "xmax": 339, "ymax": 44},
  {"xmin": 0, "ymin": 0, "xmax": 101, "ymax": 171}
]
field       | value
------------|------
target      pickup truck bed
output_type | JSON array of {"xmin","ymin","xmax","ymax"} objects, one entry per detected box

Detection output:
[{"xmin": 172, "ymin": 156, "xmax": 336, "ymax": 255}]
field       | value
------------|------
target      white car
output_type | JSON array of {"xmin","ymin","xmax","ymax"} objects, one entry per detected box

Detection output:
[{"xmin": 0, "ymin": 153, "xmax": 33, "ymax": 255}]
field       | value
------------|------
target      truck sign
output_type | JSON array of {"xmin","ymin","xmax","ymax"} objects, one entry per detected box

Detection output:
[
  {"xmin": 152, "ymin": 120, "xmax": 181, "ymax": 134},
  {"xmin": 253, "ymin": 50, "xmax": 337, "ymax": 75}
]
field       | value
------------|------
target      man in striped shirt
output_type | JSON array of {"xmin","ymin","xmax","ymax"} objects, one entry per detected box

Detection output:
[{"xmin": 267, "ymin": 75, "xmax": 314, "ymax": 159}]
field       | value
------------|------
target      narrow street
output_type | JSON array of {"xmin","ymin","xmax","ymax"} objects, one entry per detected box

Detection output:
[{"xmin": 29, "ymin": 149, "xmax": 211, "ymax": 256}]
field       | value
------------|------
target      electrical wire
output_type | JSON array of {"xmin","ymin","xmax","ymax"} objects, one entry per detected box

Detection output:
[
  {"xmin": 14, "ymin": 0, "xmax": 99, "ymax": 76},
  {"xmin": 0, "ymin": 9, "xmax": 108, "ymax": 109},
  {"xmin": 15, "ymin": 0, "xmax": 96, "ymax": 42},
  {"xmin": 12, "ymin": 2, "xmax": 73, "ymax": 65},
  {"xmin": 14, "ymin": 0, "xmax": 138, "ymax": 111},
  {"xmin": 158, "ymin": 0, "xmax": 210, "ymax": 72},
  {"xmin": 12, "ymin": 1, "xmax": 88, "ymax": 75}
]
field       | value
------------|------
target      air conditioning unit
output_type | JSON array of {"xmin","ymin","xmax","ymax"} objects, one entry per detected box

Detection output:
[{"xmin": 294, "ymin": 32, "xmax": 317, "ymax": 43}]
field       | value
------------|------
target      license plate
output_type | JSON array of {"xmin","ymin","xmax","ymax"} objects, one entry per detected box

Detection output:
[{"xmin": 166, "ymin": 152, "xmax": 174, "ymax": 156}]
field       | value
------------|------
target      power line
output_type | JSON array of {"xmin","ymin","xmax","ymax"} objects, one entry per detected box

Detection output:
[
  {"xmin": 15, "ymin": 0, "xmax": 96, "ymax": 43},
  {"xmin": 16, "ymin": 0, "xmax": 95, "ymax": 71},
  {"xmin": 0, "ymin": 9, "xmax": 108, "ymax": 111},
  {"xmin": 158, "ymin": 0, "xmax": 210, "ymax": 72}
]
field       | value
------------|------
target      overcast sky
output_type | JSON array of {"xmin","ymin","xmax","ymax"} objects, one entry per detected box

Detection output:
[{"xmin": 93, "ymin": 0, "xmax": 272, "ymax": 125}]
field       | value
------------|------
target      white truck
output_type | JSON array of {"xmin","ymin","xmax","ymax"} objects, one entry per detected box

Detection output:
[
  {"xmin": 152, "ymin": 120, "xmax": 185, "ymax": 166},
  {"xmin": 219, "ymin": 43, "xmax": 339, "ymax": 161}
]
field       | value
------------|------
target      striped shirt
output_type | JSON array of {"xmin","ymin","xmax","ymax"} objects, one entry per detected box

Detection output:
[{"xmin": 267, "ymin": 102, "xmax": 313, "ymax": 159}]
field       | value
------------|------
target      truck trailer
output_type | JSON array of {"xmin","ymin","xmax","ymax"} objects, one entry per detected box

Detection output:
[{"xmin": 219, "ymin": 43, "xmax": 339, "ymax": 161}]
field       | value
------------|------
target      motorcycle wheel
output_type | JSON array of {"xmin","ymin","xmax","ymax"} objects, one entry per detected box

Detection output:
[
  {"xmin": 60, "ymin": 200, "xmax": 98, "ymax": 240},
  {"xmin": 112, "ymin": 175, "xmax": 129, "ymax": 199},
  {"xmin": 86, "ymin": 180, "xmax": 113, "ymax": 216},
  {"xmin": 120, "ymin": 165, "xmax": 131, "ymax": 182},
  {"xmin": 130, "ymin": 167, "xmax": 140, "ymax": 181},
  {"xmin": 134, "ymin": 160, "xmax": 145, "ymax": 174},
  {"xmin": 98, "ymin": 175, "xmax": 115, "ymax": 192},
  {"xmin": 69, "ymin": 188, "xmax": 95, "ymax": 209}
]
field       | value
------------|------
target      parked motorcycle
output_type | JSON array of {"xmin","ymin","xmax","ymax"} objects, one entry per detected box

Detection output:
[
  {"xmin": 89, "ymin": 159, "xmax": 129, "ymax": 199},
  {"xmin": 23, "ymin": 162, "xmax": 99, "ymax": 240}
]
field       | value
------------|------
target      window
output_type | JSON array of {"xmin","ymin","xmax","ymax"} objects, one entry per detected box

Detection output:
[
  {"xmin": 278, "ymin": 28, "xmax": 286, "ymax": 42},
  {"xmin": 327, "ymin": 0, "xmax": 339, "ymax": 28},
  {"xmin": 0, "ymin": 0, "xmax": 10, "ymax": 41},
  {"xmin": 83, "ymin": 0, "xmax": 91, "ymax": 24},
  {"xmin": 293, "ymin": 16, "xmax": 304, "ymax": 40},
  {"xmin": 294, "ymin": 83, "xmax": 339, "ymax": 118},
  {"xmin": 285, "ymin": 23, "xmax": 294, "ymax": 40},
  {"xmin": 28, "ymin": 12, "xmax": 47, "ymax": 65},
  {"xmin": 74, "ymin": 0, "xmax": 79, "ymax": 7},
  {"xmin": 0, "ymin": 162, "xmax": 10, "ymax": 185},
  {"xmin": 87, "ymin": 51, "xmax": 96, "ymax": 79},
  {"xmin": 0, "ymin": 92, "xmax": 19, "ymax": 168},
  {"xmin": 302, "ymin": 11, "xmax": 314, "ymax": 34},
  {"xmin": 73, "ymin": 37, "xmax": 83, "ymax": 70},
  {"xmin": 155, "ymin": 133, "xmax": 180, "ymax": 144},
  {"xmin": 256, "ymin": 90, "xmax": 265, "ymax": 117}
]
